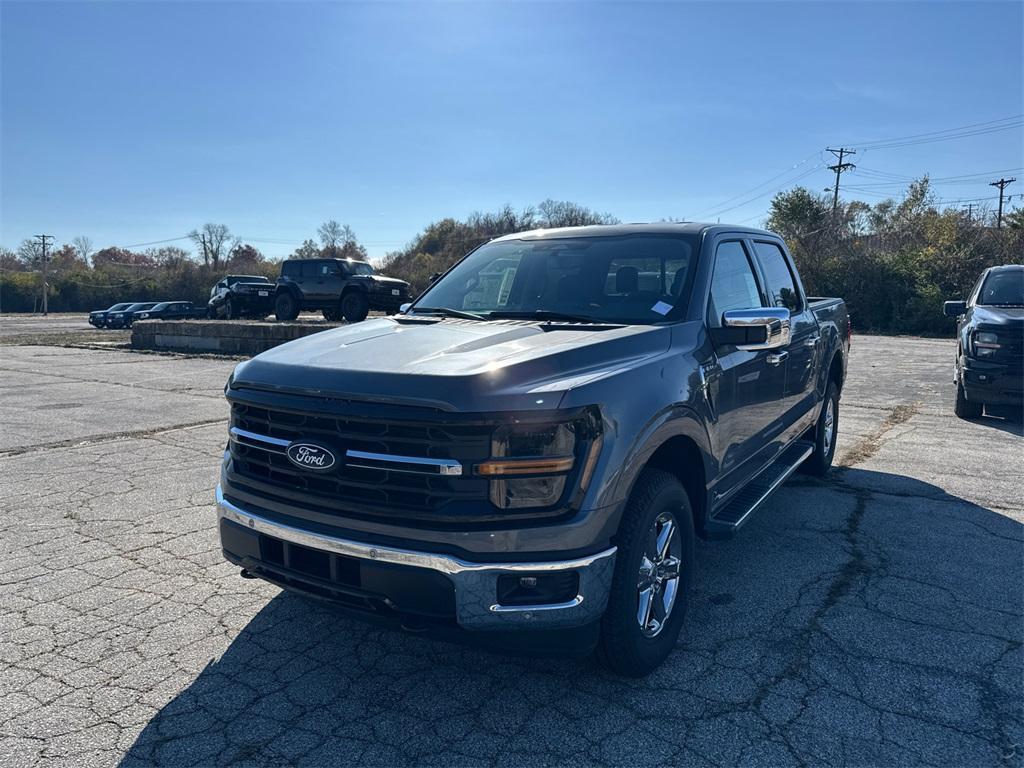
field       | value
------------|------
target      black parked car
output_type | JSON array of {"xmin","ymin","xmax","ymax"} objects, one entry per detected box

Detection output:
[
  {"xmin": 133, "ymin": 301, "xmax": 208, "ymax": 322},
  {"xmin": 273, "ymin": 258, "xmax": 410, "ymax": 322},
  {"xmin": 208, "ymin": 275, "xmax": 275, "ymax": 320},
  {"xmin": 106, "ymin": 302, "xmax": 159, "ymax": 329},
  {"xmin": 944, "ymin": 264, "xmax": 1024, "ymax": 418},
  {"xmin": 88, "ymin": 302, "xmax": 134, "ymax": 328}
]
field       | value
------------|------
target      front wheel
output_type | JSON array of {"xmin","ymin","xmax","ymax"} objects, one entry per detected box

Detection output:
[
  {"xmin": 341, "ymin": 292, "xmax": 369, "ymax": 323},
  {"xmin": 225, "ymin": 298, "xmax": 237, "ymax": 320},
  {"xmin": 274, "ymin": 293, "xmax": 299, "ymax": 322},
  {"xmin": 954, "ymin": 380, "xmax": 983, "ymax": 419},
  {"xmin": 801, "ymin": 380, "xmax": 839, "ymax": 476},
  {"xmin": 596, "ymin": 468, "xmax": 694, "ymax": 677}
]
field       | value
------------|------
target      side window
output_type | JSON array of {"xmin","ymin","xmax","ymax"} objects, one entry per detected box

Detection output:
[
  {"xmin": 708, "ymin": 241, "xmax": 763, "ymax": 327},
  {"xmin": 282, "ymin": 262, "xmax": 298, "ymax": 277},
  {"xmin": 321, "ymin": 262, "xmax": 342, "ymax": 276},
  {"xmin": 301, "ymin": 262, "xmax": 319, "ymax": 278},
  {"xmin": 753, "ymin": 241, "xmax": 802, "ymax": 312}
]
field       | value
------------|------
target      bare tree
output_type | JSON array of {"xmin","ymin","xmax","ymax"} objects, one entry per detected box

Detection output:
[
  {"xmin": 72, "ymin": 236, "xmax": 94, "ymax": 266},
  {"xmin": 16, "ymin": 238, "xmax": 44, "ymax": 268},
  {"xmin": 318, "ymin": 220, "xmax": 344, "ymax": 249},
  {"xmin": 188, "ymin": 223, "xmax": 235, "ymax": 268}
]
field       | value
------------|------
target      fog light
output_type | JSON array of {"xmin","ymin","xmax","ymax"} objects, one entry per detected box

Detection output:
[{"xmin": 496, "ymin": 572, "xmax": 579, "ymax": 606}]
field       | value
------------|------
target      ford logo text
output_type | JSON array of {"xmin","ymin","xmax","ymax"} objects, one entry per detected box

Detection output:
[{"xmin": 285, "ymin": 442, "xmax": 337, "ymax": 472}]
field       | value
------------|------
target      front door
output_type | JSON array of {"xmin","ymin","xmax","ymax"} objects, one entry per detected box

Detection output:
[{"xmin": 704, "ymin": 239, "xmax": 787, "ymax": 495}]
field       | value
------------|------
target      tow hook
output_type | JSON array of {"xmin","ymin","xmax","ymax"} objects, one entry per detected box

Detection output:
[{"xmin": 239, "ymin": 568, "xmax": 257, "ymax": 579}]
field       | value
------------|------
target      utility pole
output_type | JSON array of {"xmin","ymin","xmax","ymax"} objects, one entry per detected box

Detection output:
[
  {"xmin": 35, "ymin": 234, "xmax": 54, "ymax": 315},
  {"xmin": 963, "ymin": 203, "xmax": 975, "ymax": 224},
  {"xmin": 989, "ymin": 177, "xmax": 1015, "ymax": 229},
  {"xmin": 826, "ymin": 148, "xmax": 856, "ymax": 214}
]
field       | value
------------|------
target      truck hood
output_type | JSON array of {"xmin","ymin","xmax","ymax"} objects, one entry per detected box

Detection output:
[
  {"xmin": 232, "ymin": 317, "xmax": 671, "ymax": 411},
  {"xmin": 352, "ymin": 274, "xmax": 409, "ymax": 290},
  {"xmin": 973, "ymin": 305, "xmax": 1024, "ymax": 327}
]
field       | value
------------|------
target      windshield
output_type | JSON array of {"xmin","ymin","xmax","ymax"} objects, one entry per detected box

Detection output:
[
  {"xmin": 412, "ymin": 234, "xmax": 697, "ymax": 324},
  {"xmin": 107, "ymin": 303, "xmax": 130, "ymax": 311},
  {"xmin": 978, "ymin": 270, "xmax": 1024, "ymax": 306},
  {"xmin": 350, "ymin": 262, "xmax": 374, "ymax": 276},
  {"xmin": 152, "ymin": 302, "xmax": 173, "ymax": 310}
]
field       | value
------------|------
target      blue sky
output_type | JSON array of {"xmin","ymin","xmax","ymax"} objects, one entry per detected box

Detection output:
[{"xmin": 2, "ymin": 1, "xmax": 1022, "ymax": 261}]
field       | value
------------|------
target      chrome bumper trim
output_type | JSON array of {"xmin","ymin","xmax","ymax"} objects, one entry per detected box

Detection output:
[
  {"xmin": 216, "ymin": 485, "xmax": 616, "ymax": 629},
  {"xmin": 489, "ymin": 596, "xmax": 584, "ymax": 613}
]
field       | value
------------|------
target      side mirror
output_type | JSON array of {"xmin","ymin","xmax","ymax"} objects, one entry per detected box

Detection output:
[
  {"xmin": 713, "ymin": 308, "xmax": 791, "ymax": 351},
  {"xmin": 943, "ymin": 300, "xmax": 967, "ymax": 317},
  {"xmin": 399, "ymin": 303, "xmax": 411, "ymax": 314}
]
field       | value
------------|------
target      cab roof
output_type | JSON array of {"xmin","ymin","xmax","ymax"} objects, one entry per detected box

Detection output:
[{"xmin": 490, "ymin": 222, "xmax": 779, "ymax": 243}]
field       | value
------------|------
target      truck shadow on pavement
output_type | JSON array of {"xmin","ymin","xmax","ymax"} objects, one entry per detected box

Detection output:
[{"xmin": 121, "ymin": 469, "xmax": 1023, "ymax": 767}]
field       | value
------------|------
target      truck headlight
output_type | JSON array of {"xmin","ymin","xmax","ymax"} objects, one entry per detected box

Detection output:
[
  {"xmin": 475, "ymin": 411, "xmax": 602, "ymax": 509},
  {"xmin": 974, "ymin": 331, "xmax": 1000, "ymax": 357}
]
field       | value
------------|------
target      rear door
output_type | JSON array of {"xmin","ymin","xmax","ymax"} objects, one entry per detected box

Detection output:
[
  {"xmin": 749, "ymin": 239, "xmax": 820, "ymax": 438},
  {"xmin": 705, "ymin": 238, "xmax": 788, "ymax": 486}
]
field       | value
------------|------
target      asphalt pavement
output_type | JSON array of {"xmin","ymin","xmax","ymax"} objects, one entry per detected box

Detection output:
[{"xmin": 0, "ymin": 331, "xmax": 1021, "ymax": 767}]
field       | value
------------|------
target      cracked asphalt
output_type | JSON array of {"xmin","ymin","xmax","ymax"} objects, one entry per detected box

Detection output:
[{"xmin": 1, "ymin": 332, "xmax": 1021, "ymax": 767}]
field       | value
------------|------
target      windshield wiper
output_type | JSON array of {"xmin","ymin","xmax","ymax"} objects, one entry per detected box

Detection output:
[
  {"xmin": 409, "ymin": 306, "xmax": 488, "ymax": 321},
  {"xmin": 487, "ymin": 310, "xmax": 606, "ymax": 324}
]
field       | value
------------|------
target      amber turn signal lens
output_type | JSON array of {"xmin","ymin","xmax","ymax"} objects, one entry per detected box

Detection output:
[{"xmin": 474, "ymin": 456, "xmax": 575, "ymax": 476}]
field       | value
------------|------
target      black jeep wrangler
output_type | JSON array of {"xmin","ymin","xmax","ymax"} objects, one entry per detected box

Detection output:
[{"xmin": 273, "ymin": 258, "xmax": 411, "ymax": 322}]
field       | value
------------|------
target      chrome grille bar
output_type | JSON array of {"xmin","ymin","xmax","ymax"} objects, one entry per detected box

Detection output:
[{"xmin": 229, "ymin": 427, "xmax": 463, "ymax": 476}]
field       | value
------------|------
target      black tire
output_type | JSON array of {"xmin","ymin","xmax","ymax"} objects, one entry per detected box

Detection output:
[
  {"xmin": 596, "ymin": 468, "xmax": 694, "ymax": 677},
  {"xmin": 341, "ymin": 292, "xmax": 370, "ymax": 323},
  {"xmin": 801, "ymin": 380, "xmax": 840, "ymax": 476},
  {"xmin": 274, "ymin": 292, "xmax": 299, "ymax": 322},
  {"xmin": 954, "ymin": 380, "xmax": 983, "ymax": 419},
  {"xmin": 225, "ymin": 297, "xmax": 237, "ymax": 320},
  {"xmin": 323, "ymin": 308, "xmax": 340, "ymax": 322},
  {"xmin": 206, "ymin": 307, "xmax": 215, "ymax": 320}
]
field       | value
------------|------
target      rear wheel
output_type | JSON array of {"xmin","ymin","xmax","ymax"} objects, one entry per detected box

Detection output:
[
  {"xmin": 597, "ymin": 469, "xmax": 694, "ymax": 677},
  {"xmin": 341, "ymin": 292, "xmax": 370, "ymax": 323},
  {"xmin": 274, "ymin": 292, "xmax": 299, "ymax": 322},
  {"xmin": 225, "ymin": 297, "xmax": 237, "ymax": 320},
  {"xmin": 801, "ymin": 380, "xmax": 839, "ymax": 476}
]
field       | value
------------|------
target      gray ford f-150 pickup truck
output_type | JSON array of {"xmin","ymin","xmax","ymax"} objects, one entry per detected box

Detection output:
[{"xmin": 217, "ymin": 223, "xmax": 849, "ymax": 675}]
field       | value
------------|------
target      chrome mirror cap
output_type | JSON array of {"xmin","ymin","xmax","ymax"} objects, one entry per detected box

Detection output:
[{"xmin": 721, "ymin": 308, "xmax": 792, "ymax": 351}]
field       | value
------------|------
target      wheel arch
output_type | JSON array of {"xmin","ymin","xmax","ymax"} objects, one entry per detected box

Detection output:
[{"xmin": 610, "ymin": 407, "xmax": 714, "ymax": 536}]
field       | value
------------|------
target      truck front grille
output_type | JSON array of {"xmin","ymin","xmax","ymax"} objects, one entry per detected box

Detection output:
[{"xmin": 226, "ymin": 399, "xmax": 499, "ymax": 524}]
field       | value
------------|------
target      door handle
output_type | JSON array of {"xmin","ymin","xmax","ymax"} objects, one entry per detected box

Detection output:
[{"xmin": 767, "ymin": 352, "xmax": 788, "ymax": 366}]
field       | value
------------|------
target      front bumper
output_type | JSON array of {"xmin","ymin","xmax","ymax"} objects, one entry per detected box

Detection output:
[
  {"xmin": 216, "ymin": 485, "xmax": 616, "ymax": 632},
  {"xmin": 962, "ymin": 358, "xmax": 1024, "ymax": 406}
]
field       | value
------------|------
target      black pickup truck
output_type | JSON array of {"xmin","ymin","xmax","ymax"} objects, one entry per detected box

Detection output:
[
  {"xmin": 944, "ymin": 264, "xmax": 1024, "ymax": 418},
  {"xmin": 208, "ymin": 275, "xmax": 275, "ymax": 320},
  {"xmin": 217, "ymin": 224, "xmax": 849, "ymax": 675},
  {"xmin": 273, "ymin": 258, "xmax": 411, "ymax": 322}
]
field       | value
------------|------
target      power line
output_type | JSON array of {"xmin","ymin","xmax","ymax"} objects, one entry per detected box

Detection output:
[
  {"xmin": 990, "ymin": 177, "xmax": 1016, "ymax": 228},
  {"xmin": 689, "ymin": 151, "xmax": 823, "ymax": 219},
  {"xmin": 844, "ymin": 114, "xmax": 1023, "ymax": 150},
  {"xmin": 826, "ymin": 148, "xmax": 856, "ymax": 213}
]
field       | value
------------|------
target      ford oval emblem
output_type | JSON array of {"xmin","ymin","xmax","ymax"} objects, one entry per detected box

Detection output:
[{"xmin": 285, "ymin": 442, "xmax": 337, "ymax": 472}]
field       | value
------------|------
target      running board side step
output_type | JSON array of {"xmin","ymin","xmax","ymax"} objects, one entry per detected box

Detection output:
[{"xmin": 706, "ymin": 440, "xmax": 814, "ymax": 538}]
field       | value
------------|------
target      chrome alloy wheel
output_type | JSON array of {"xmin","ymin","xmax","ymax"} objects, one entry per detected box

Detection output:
[
  {"xmin": 823, "ymin": 398, "xmax": 836, "ymax": 453},
  {"xmin": 636, "ymin": 511, "xmax": 682, "ymax": 638}
]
